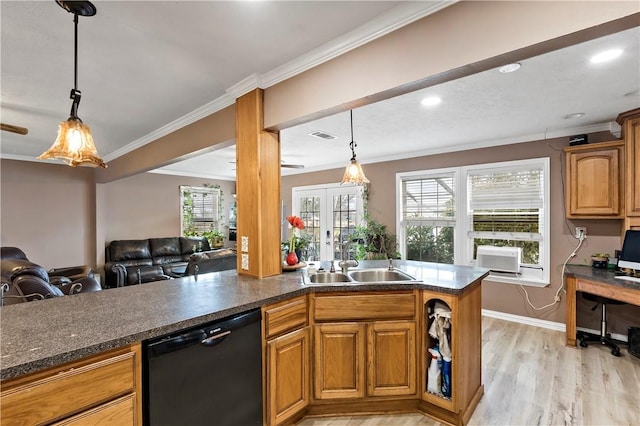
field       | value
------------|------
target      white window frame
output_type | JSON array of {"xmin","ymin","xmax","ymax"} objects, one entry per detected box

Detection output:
[
  {"xmin": 180, "ymin": 185, "xmax": 222, "ymax": 236},
  {"xmin": 396, "ymin": 158, "xmax": 550, "ymax": 287}
]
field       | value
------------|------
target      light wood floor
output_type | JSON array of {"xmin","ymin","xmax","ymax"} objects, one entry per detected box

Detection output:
[{"xmin": 297, "ymin": 316, "xmax": 640, "ymax": 426}]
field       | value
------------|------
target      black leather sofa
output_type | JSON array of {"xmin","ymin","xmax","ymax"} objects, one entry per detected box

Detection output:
[
  {"xmin": 104, "ymin": 237, "xmax": 236, "ymax": 288},
  {"xmin": 1, "ymin": 247, "xmax": 101, "ymax": 305}
]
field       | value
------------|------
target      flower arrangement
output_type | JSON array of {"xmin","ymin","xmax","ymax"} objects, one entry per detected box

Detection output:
[
  {"xmin": 287, "ymin": 215, "xmax": 305, "ymax": 252},
  {"xmin": 285, "ymin": 215, "xmax": 305, "ymax": 265}
]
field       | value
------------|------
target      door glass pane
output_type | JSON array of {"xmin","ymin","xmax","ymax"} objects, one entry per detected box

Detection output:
[
  {"xmin": 298, "ymin": 196, "xmax": 320, "ymax": 260},
  {"xmin": 332, "ymin": 194, "xmax": 358, "ymax": 260}
]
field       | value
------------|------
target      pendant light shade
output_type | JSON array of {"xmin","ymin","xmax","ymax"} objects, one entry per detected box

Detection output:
[
  {"xmin": 42, "ymin": 116, "xmax": 105, "ymax": 167},
  {"xmin": 340, "ymin": 110, "xmax": 369, "ymax": 185},
  {"xmin": 39, "ymin": 0, "xmax": 106, "ymax": 168}
]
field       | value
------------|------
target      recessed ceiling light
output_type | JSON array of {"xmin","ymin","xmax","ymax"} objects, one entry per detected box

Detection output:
[
  {"xmin": 590, "ymin": 48, "xmax": 623, "ymax": 63},
  {"xmin": 498, "ymin": 63, "xmax": 521, "ymax": 73},
  {"xmin": 421, "ymin": 96, "xmax": 441, "ymax": 107},
  {"xmin": 562, "ymin": 113, "xmax": 585, "ymax": 119}
]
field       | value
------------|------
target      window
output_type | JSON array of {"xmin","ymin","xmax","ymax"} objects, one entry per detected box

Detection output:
[
  {"xmin": 180, "ymin": 185, "xmax": 222, "ymax": 236},
  {"xmin": 397, "ymin": 158, "xmax": 550, "ymax": 286},
  {"xmin": 400, "ymin": 172, "xmax": 456, "ymax": 264}
]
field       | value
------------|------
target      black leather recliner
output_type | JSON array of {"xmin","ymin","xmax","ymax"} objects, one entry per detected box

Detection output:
[{"xmin": 0, "ymin": 247, "xmax": 101, "ymax": 306}]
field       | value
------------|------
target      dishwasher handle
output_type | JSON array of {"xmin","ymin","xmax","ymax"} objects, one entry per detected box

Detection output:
[
  {"xmin": 201, "ymin": 330, "xmax": 231, "ymax": 346},
  {"xmin": 147, "ymin": 329, "xmax": 208, "ymax": 357}
]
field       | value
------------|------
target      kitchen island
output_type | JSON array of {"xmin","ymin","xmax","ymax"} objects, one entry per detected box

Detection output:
[{"xmin": 1, "ymin": 260, "xmax": 488, "ymax": 426}]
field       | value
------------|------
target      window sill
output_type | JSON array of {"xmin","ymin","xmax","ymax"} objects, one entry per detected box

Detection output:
[{"xmin": 483, "ymin": 273, "xmax": 549, "ymax": 288}]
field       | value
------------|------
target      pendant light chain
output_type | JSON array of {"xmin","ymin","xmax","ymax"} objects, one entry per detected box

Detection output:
[
  {"xmin": 74, "ymin": 13, "xmax": 78, "ymax": 91},
  {"xmin": 349, "ymin": 110, "xmax": 357, "ymax": 160}
]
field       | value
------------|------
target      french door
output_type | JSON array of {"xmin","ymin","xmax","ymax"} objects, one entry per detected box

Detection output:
[{"xmin": 292, "ymin": 183, "xmax": 364, "ymax": 261}]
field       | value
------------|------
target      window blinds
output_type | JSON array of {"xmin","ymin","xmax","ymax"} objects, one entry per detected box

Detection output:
[
  {"xmin": 401, "ymin": 174, "xmax": 455, "ymax": 222},
  {"xmin": 468, "ymin": 165, "xmax": 543, "ymax": 210}
]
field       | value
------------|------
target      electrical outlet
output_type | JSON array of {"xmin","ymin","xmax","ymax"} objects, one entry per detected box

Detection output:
[{"xmin": 575, "ymin": 227, "xmax": 587, "ymax": 239}]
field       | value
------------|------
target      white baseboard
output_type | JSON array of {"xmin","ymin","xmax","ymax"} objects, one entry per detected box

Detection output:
[
  {"xmin": 482, "ymin": 309, "xmax": 565, "ymax": 332},
  {"xmin": 481, "ymin": 309, "xmax": 628, "ymax": 342}
]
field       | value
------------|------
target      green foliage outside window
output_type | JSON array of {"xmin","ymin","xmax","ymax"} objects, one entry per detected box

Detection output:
[{"xmin": 406, "ymin": 225, "xmax": 454, "ymax": 264}]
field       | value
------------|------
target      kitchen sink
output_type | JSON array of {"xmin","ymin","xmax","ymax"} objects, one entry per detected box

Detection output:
[
  {"xmin": 307, "ymin": 272, "xmax": 352, "ymax": 283},
  {"xmin": 304, "ymin": 267, "xmax": 420, "ymax": 285},
  {"xmin": 347, "ymin": 268, "xmax": 417, "ymax": 282}
]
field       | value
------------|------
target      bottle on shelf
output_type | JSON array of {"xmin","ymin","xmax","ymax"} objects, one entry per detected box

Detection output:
[
  {"xmin": 427, "ymin": 347, "xmax": 441, "ymax": 394},
  {"xmin": 441, "ymin": 355, "xmax": 451, "ymax": 397}
]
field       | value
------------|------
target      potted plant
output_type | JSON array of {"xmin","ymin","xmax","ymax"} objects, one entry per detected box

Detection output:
[
  {"xmin": 203, "ymin": 229, "xmax": 225, "ymax": 249},
  {"xmin": 284, "ymin": 216, "xmax": 305, "ymax": 265},
  {"xmin": 350, "ymin": 214, "xmax": 400, "ymax": 260}
]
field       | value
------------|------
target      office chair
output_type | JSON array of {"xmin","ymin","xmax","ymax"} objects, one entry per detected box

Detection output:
[{"xmin": 576, "ymin": 293, "xmax": 625, "ymax": 356}]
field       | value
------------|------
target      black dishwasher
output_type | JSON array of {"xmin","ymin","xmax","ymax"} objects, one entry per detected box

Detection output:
[{"xmin": 143, "ymin": 309, "xmax": 262, "ymax": 426}]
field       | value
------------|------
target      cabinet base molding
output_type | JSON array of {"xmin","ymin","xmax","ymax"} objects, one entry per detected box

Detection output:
[
  {"xmin": 418, "ymin": 384, "xmax": 484, "ymax": 426},
  {"xmin": 306, "ymin": 398, "xmax": 420, "ymax": 417}
]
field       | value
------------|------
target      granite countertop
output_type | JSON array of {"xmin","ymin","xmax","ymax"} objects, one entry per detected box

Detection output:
[
  {"xmin": 565, "ymin": 264, "xmax": 640, "ymax": 290},
  {"xmin": 0, "ymin": 260, "xmax": 488, "ymax": 380}
]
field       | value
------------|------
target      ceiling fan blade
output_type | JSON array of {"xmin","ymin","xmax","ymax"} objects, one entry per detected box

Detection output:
[
  {"xmin": 281, "ymin": 163, "xmax": 304, "ymax": 169},
  {"xmin": 1, "ymin": 123, "xmax": 29, "ymax": 135}
]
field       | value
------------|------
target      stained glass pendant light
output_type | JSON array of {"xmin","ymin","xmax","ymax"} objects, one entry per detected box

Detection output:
[
  {"xmin": 340, "ymin": 110, "xmax": 369, "ymax": 185},
  {"xmin": 39, "ymin": 0, "xmax": 106, "ymax": 168}
]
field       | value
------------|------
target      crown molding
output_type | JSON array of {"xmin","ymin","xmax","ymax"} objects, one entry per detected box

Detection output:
[
  {"xmin": 354, "ymin": 121, "xmax": 621, "ymax": 167},
  {"xmin": 259, "ymin": 1, "xmax": 456, "ymax": 89},
  {"xmin": 103, "ymin": 93, "xmax": 236, "ymax": 162},
  {"xmin": 148, "ymin": 168, "xmax": 236, "ymax": 182},
  {"xmin": 111, "ymin": 1, "xmax": 455, "ymax": 159}
]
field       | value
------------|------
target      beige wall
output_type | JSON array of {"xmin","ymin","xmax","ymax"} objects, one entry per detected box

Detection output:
[
  {"xmin": 98, "ymin": 172, "xmax": 235, "ymax": 269},
  {"xmin": 0, "ymin": 159, "xmax": 95, "ymax": 269},
  {"xmin": 0, "ymin": 158, "xmax": 234, "ymax": 277},
  {"xmin": 282, "ymin": 131, "xmax": 640, "ymax": 333}
]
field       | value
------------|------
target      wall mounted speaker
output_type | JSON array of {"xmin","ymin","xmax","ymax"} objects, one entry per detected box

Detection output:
[
  {"xmin": 569, "ymin": 134, "xmax": 588, "ymax": 146},
  {"xmin": 628, "ymin": 326, "xmax": 640, "ymax": 359}
]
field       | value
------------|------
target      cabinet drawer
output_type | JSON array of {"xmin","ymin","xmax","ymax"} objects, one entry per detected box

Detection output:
[
  {"xmin": 52, "ymin": 394, "xmax": 135, "ymax": 426},
  {"xmin": 1, "ymin": 347, "xmax": 137, "ymax": 426},
  {"xmin": 264, "ymin": 295, "xmax": 308, "ymax": 339},
  {"xmin": 314, "ymin": 292, "xmax": 416, "ymax": 321}
]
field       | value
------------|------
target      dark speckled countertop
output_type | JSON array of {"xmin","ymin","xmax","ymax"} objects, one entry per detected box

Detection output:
[
  {"xmin": 565, "ymin": 264, "xmax": 640, "ymax": 290},
  {"xmin": 0, "ymin": 260, "xmax": 488, "ymax": 380}
]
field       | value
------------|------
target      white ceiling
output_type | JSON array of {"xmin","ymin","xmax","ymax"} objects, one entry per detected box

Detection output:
[{"xmin": 1, "ymin": 1, "xmax": 639, "ymax": 181}]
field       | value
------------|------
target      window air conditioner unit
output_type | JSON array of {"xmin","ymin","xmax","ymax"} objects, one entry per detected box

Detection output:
[{"xmin": 476, "ymin": 246, "xmax": 521, "ymax": 273}]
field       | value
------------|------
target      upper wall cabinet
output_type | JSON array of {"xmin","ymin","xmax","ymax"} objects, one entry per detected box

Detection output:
[
  {"xmin": 617, "ymin": 108, "xmax": 640, "ymax": 232},
  {"xmin": 564, "ymin": 140, "xmax": 625, "ymax": 219}
]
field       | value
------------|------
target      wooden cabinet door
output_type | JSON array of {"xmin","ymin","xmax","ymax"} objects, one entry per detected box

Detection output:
[
  {"xmin": 266, "ymin": 327, "xmax": 310, "ymax": 426},
  {"xmin": 565, "ymin": 141, "xmax": 624, "ymax": 217},
  {"xmin": 367, "ymin": 321, "xmax": 417, "ymax": 397},
  {"xmin": 313, "ymin": 323, "xmax": 366, "ymax": 400},
  {"xmin": 625, "ymin": 114, "xmax": 640, "ymax": 216}
]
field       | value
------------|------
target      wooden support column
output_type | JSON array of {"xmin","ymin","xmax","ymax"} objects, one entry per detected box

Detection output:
[{"xmin": 236, "ymin": 89, "xmax": 282, "ymax": 278}]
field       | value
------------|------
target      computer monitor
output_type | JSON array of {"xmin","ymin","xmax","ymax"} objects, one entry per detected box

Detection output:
[{"xmin": 618, "ymin": 230, "xmax": 640, "ymax": 271}]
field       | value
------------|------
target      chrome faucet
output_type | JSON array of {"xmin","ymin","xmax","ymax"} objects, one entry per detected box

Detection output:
[{"xmin": 338, "ymin": 239, "xmax": 359, "ymax": 274}]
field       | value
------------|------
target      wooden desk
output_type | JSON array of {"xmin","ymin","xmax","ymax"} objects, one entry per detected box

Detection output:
[{"xmin": 565, "ymin": 265, "xmax": 640, "ymax": 346}]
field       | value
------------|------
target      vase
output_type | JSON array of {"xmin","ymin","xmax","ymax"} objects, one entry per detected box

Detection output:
[{"xmin": 285, "ymin": 252, "xmax": 298, "ymax": 266}]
